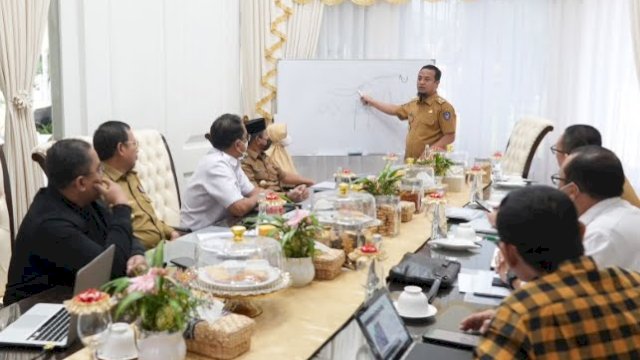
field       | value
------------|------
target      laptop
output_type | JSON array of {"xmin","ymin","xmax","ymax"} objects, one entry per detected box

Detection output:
[
  {"xmin": 0, "ymin": 245, "xmax": 115, "ymax": 348},
  {"xmin": 355, "ymin": 289, "xmax": 473, "ymax": 360}
]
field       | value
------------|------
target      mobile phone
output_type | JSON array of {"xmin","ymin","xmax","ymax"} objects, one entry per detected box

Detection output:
[
  {"xmin": 170, "ymin": 257, "xmax": 195, "ymax": 269},
  {"xmin": 422, "ymin": 329, "xmax": 480, "ymax": 349}
]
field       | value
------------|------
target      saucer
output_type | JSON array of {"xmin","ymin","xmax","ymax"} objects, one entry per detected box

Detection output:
[
  {"xmin": 429, "ymin": 238, "xmax": 481, "ymax": 251},
  {"xmin": 393, "ymin": 301, "xmax": 437, "ymax": 319},
  {"xmin": 98, "ymin": 354, "xmax": 137, "ymax": 360}
]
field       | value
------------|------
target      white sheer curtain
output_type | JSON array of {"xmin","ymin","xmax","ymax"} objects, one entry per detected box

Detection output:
[
  {"xmin": 240, "ymin": 0, "xmax": 289, "ymax": 121},
  {"xmin": 283, "ymin": 1, "xmax": 324, "ymax": 59},
  {"xmin": 0, "ymin": 0, "xmax": 48, "ymax": 227},
  {"xmin": 316, "ymin": 0, "xmax": 640, "ymax": 188}
]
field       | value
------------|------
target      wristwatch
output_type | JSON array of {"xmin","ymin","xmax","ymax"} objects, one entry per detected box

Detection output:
[{"xmin": 506, "ymin": 270, "xmax": 518, "ymax": 289}]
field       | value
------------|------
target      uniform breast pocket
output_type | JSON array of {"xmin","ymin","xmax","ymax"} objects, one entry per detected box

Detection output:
[{"xmin": 417, "ymin": 112, "xmax": 437, "ymax": 128}]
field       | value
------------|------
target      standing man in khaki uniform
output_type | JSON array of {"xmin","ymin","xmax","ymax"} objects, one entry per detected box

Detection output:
[
  {"xmin": 360, "ymin": 65, "xmax": 457, "ymax": 159},
  {"xmin": 241, "ymin": 118, "xmax": 314, "ymax": 202},
  {"xmin": 94, "ymin": 121, "xmax": 180, "ymax": 249}
]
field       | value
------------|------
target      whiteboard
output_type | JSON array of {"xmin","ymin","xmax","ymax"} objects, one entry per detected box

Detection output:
[{"xmin": 276, "ymin": 59, "xmax": 435, "ymax": 156}]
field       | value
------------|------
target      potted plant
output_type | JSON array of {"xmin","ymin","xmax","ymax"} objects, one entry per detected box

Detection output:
[
  {"xmin": 416, "ymin": 152, "xmax": 454, "ymax": 177},
  {"xmin": 103, "ymin": 241, "xmax": 199, "ymax": 360},
  {"xmin": 356, "ymin": 164, "xmax": 404, "ymax": 237},
  {"xmin": 267, "ymin": 210, "xmax": 322, "ymax": 287}
]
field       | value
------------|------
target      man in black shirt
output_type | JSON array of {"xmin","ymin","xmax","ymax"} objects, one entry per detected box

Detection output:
[{"xmin": 4, "ymin": 139, "xmax": 147, "ymax": 305}]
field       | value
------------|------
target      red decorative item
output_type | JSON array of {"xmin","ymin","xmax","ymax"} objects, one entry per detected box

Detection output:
[
  {"xmin": 361, "ymin": 244, "xmax": 378, "ymax": 254},
  {"xmin": 77, "ymin": 288, "xmax": 108, "ymax": 303},
  {"xmin": 471, "ymin": 165, "xmax": 482, "ymax": 171},
  {"xmin": 428, "ymin": 193, "xmax": 444, "ymax": 199}
]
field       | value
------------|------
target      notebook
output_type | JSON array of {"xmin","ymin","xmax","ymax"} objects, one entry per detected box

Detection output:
[
  {"xmin": 355, "ymin": 289, "xmax": 472, "ymax": 360},
  {"xmin": 0, "ymin": 245, "xmax": 115, "ymax": 348}
]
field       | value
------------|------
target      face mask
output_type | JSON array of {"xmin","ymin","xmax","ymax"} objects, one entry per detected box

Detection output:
[
  {"xmin": 263, "ymin": 139, "xmax": 272, "ymax": 152},
  {"xmin": 281, "ymin": 135, "xmax": 292, "ymax": 147},
  {"xmin": 237, "ymin": 139, "xmax": 249, "ymax": 160}
]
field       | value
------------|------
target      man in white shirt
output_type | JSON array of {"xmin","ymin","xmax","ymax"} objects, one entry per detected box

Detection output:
[
  {"xmin": 555, "ymin": 145, "xmax": 640, "ymax": 271},
  {"xmin": 180, "ymin": 114, "xmax": 263, "ymax": 230}
]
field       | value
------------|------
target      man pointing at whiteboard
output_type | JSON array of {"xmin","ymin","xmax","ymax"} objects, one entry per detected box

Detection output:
[{"xmin": 360, "ymin": 65, "xmax": 456, "ymax": 159}]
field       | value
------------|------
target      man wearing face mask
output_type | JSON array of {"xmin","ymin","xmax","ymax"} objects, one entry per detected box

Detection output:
[
  {"xmin": 180, "ymin": 114, "xmax": 264, "ymax": 230},
  {"xmin": 553, "ymin": 145, "xmax": 640, "ymax": 271},
  {"xmin": 241, "ymin": 118, "xmax": 314, "ymax": 203}
]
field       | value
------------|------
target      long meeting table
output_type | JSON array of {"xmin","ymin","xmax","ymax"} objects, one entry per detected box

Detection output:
[{"xmin": 2, "ymin": 186, "xmax": 499, "ymax": 359}]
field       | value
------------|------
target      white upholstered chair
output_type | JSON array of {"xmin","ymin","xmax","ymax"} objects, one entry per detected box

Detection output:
[
  {"xmin": 132, "ymin": 130, "xmax": 181, "ymax": 227},
  {"xmin": 500, "ymin": 116, "xmax": 554, "ymax": 178},
  {"xmin": 0, "ymin": 144, "xmax": 14, "ymax": 301},
  {"xmin": 31, "ymin": 129, "xmax": 181, "ymax": 227}
]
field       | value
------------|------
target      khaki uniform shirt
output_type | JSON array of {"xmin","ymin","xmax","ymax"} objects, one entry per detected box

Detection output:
[
  {"xmin": 241, "ymin": 149, "xmax": 285, "ymax": 192},
  {"xmin": 396, "ymin": 93, "xmax": 457, "ymax": 159},
  {"xmin": 103, "ymin": 164, "xmax": 173, "ymax": 249}
]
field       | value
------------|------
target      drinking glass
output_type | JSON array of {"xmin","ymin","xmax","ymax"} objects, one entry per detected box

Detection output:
[{"xmin": 77, "ymin": 311, "xmax": 112, "ymax": 359}]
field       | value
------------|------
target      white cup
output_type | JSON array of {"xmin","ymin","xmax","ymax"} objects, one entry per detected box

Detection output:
[
  {"xmin": 98, "ymin": 322, "xmax": 138, "ymax": 360},
  {"xmin": 397, "ymin": 286, "xmax": 428, "ymax": 316},
  {"xmin": 455, "ymin": 223, "xmax": 476, "ymax": 241}
]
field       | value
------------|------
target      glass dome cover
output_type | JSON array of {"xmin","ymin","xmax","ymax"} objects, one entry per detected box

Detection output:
[
  {"xmin": 196, "ymin": 226, "xmax": 284, "ymax": 291},
  {"xmin": 311, "ymin": 183, "xmax": 378, "ymax": 227}
]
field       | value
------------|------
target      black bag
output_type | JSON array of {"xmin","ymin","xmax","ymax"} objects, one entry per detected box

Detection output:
[{"xmin": 388, "ymin": 253, "xmax": 461, "ymax": 302}]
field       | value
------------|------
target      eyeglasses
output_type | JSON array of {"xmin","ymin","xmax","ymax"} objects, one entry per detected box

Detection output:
[
  {"xmin": 550, "ymin": 173, "xmax": 567, "ymax": 185},
  {"xmin": 124, "ymin": 140, "xmax": 139, "ymax": 148},
  {"xmin": 550, "ymin": 145, "xmax": 568, "ymax": 156}
]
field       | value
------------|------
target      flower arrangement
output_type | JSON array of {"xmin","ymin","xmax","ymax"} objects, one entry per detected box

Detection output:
[
  {"xmin": 415, "ymin": 152, "xmax": 454, "ymax": 177},
  {"xmin": 356, "ymin": 164, "xmax": 404, "ymax": 196},
  {"xmin": 102, "ymin": 241, "xmax": 199, "ymax": 333},
  {"xmin": 266, "ymin": 210, "xmax": 322, "ymax": 258}
]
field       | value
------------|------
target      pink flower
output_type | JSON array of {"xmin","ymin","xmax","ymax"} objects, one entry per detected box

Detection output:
[
  {"xmin": 127, "ymin": 273, "xmax": 156, "ymax": 294},
  {"xmin": 287, "ymin": 209, "xmax": 310, "ymax": 228}
]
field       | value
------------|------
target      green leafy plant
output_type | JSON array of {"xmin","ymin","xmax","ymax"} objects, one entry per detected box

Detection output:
[
  {"xmin": 102, "ymin": 241, "xmax": 199, "ymax": 332},
  {"xmin": 415, "ymin": 152, "xmax": 454, "ymax": 177},
  {"xmin": 265, "ymin": 210, "xmax": 321, "ymax": 258},
  {"xmin": 355, "ymin": 164, "xmax": 403, "ymax": 196}
]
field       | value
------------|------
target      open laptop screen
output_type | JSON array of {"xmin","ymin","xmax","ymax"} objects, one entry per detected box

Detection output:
[{"xmin": 356, "ymin": 290, "xmax": 413, "ymax": 360}]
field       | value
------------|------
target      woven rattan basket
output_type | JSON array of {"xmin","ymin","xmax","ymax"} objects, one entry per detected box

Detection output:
[
  {"xmin": 313, "ymin": 248, "xmax": 345, "ymax": 280},
  {"xmin": 186, "ymin": 314, "xmax": 255, "ymax": 359}
]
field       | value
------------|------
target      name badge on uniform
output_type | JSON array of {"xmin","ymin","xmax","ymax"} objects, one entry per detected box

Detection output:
[
  {"xmin": 428, "ymin": 109, "xmax": 433, "ymax": 114},
  {"xmin": 443, "ymin": 111, "xmax": 451, "ymax": 121}
]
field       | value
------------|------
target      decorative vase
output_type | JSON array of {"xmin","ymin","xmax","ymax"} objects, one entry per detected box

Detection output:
[
  {"xmin": 137, "ymin": 329, "xmax": 187, "ymax": 360},
  {"xmin": 285, "ymin": 257, "xmax": 315, "ymax": 287},
  {"xmin": 374, "ymin": 195, "xmax": 401, "ymax": 237}
]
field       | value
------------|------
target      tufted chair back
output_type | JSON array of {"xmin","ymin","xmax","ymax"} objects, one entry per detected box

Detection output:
[
  {"xmin": 500, "ymin": 117, "xmax": 554, "ymax": 178},
  {"xmin": 31, "ymin": 130, "xmax": 180, "ymax": 227},
  {"xmin": 132, "ymin": 130, "xmax": 181, "ymax": 226},
  {"xmin": 0, "ymin": 144, "xmax": 14, "ymax": 299}
]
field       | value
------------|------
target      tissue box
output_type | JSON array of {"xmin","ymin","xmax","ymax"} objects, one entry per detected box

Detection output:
[
  {"xmin": 186, "ymin": 314, "xmax": 256, "ymax": 359},
  {"xmin": 313, "ymin": 248, "xmax": 345, "ymax": 280}
]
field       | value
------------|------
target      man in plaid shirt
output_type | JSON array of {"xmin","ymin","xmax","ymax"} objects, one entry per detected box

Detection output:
[{"xmin": 474, "ymin": 186, "xmax": 640, "ymax": 359}]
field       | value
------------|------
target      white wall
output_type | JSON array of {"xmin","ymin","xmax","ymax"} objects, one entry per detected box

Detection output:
[{"xmin": 55, "ymin": 0, "xmax": 240, "ymax": 191}]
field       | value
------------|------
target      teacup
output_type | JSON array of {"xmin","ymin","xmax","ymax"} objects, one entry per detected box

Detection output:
[
  {"xmin": 397, "ymin": 286, "xmax": 428, "ymax": 316},
  {"xmin": 455, "ymin": 223, "xmax": 476, "ymax": 241},
  {"xmin": 98, "ymin": 322, "xmax": 137, "ymax": 360}
]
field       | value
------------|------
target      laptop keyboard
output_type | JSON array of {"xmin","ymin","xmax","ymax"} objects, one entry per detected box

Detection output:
[{"xmin": 27, "ymin": 308, "xmax": 70, "ymax": 342}]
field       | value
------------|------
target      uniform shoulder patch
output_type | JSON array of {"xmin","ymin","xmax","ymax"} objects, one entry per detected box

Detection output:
[{"xmin": 443, "ymin": 111, "xmax": 451, "ymax": 121}]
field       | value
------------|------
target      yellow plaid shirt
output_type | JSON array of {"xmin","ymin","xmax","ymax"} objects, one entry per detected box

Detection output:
[{"xmin": 475, "ymin": 256, "xmax": 640, "ymax": 359}]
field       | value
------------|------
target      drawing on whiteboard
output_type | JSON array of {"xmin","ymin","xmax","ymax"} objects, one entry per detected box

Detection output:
[
  {"xmin": 277, "ymin": 60, "xmax": 433, "ymax": 156},
  {"xmin": 323, "ymin": 73, "xmax": 412, "ymax": 131}
]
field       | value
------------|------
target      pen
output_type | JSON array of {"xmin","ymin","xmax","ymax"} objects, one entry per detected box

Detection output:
[
  {"xmin": 484, "ymin": 235, "xmax": 499, "ymax": 244},
  {"xmin": 472, "ymin": 292, "xmax": 506, "ymax": 299}
]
